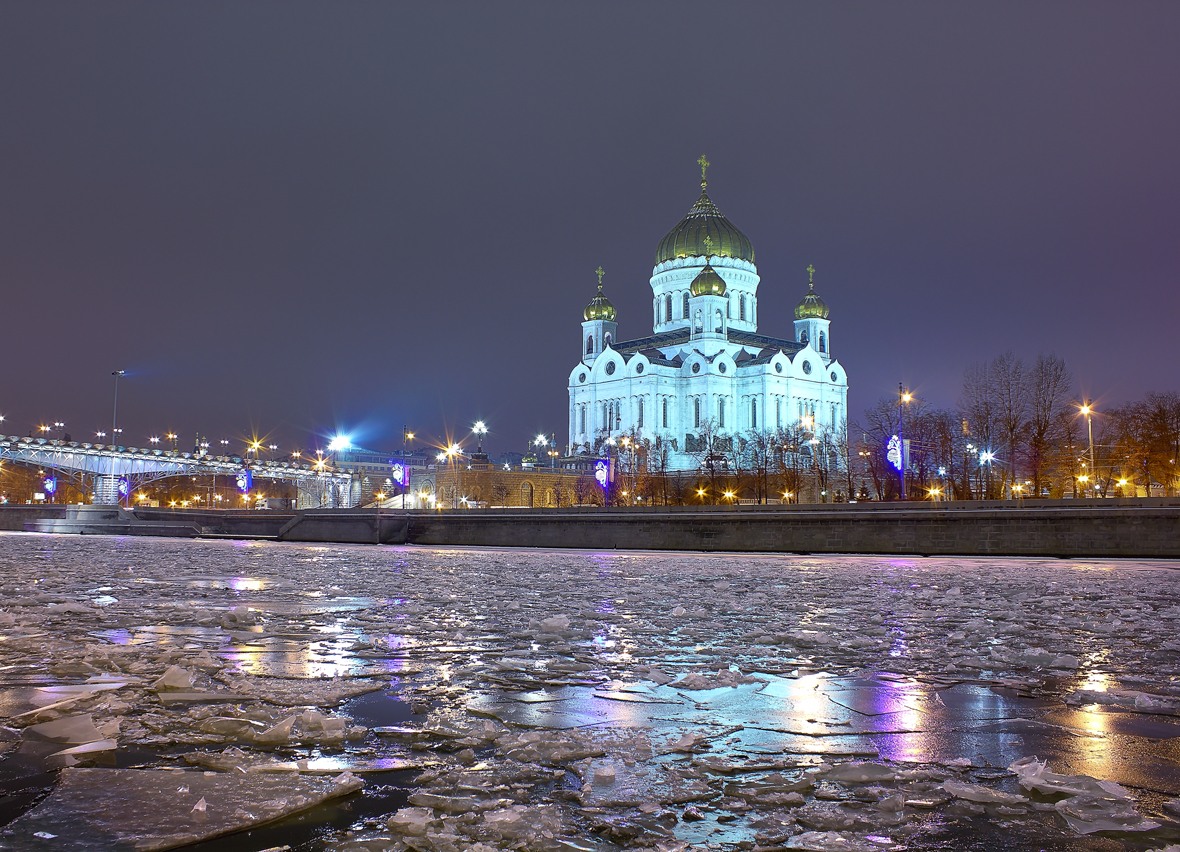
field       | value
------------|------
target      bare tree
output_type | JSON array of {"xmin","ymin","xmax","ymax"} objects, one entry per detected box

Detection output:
[
  {"xmin": 1026, "ymin": 354, "xmax": 1073, "ymax": 497},
  {"xmin": 740, "ymin": 429, "xmax": 775, "ymax": 503},
  {"xmin": 991, "ymin": 351, "xmax": 1029, "ymax": 495},
  {"xmin": 1111, "ymin": 392, "xmax": 1180, "ymax": 496},
  {"xmin": 960, "ymin": 361, "xmax": 1001, "ymax": 498}
]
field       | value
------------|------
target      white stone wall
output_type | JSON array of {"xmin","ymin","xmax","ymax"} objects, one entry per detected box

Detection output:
[{"xmin": 569, "ymin": 340, "xmax": 848, "ymax": 471}]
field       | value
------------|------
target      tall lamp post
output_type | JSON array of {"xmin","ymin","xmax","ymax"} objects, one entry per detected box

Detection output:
[
  {"xmin": 109, "ymin": 370, "xmax": 125, "ymax": 505},
  {"xmin": 898, "ymin": 384, "xmax": 912, "ymax": 501},
  {"xmin": 1079, "ymin": 402, "xmax": 1096, "ymax": 496},
  {"xmin": 401, "ymin": 426, "xmax": 414, "ymax": 506}
]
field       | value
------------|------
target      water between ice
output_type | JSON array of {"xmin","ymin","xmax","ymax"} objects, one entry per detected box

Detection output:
[{"xmin": 0, "ymin": 532, "xmax": 1178, "ymax": 850}]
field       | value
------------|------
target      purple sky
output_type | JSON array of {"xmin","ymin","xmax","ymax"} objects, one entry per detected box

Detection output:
[{"xmin": 2, "ymin": 3, "xmax": 1177, "ymax": 456}]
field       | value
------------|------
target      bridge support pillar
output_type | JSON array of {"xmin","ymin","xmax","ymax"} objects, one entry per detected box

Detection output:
[
  {"xmin": 296, "ymin": 479, "xmax": 325, "ymax": 510},
  {"xmin": 93, "ymin": 475, "xmax": 121, "ymax": 506}
]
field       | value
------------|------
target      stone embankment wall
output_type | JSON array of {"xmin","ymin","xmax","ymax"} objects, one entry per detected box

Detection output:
[
  {"xmin": 2, "ymin": 500, "xmax": 1178, "ymax": 558},
  {"xmin": 402, "ymin": 500, "xmax": 1180, "ymax": 558}
]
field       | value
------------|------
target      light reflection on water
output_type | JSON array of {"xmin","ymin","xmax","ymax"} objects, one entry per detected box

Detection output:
[
  {"xmin": 228, "ymin": 577, "xmax": 267, "ymax": 592},
  {"xmin": 4, "ymin": 536, "xmax": 1180, "ymax": 849}
]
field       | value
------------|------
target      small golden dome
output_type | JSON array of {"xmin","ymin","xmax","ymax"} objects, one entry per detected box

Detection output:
[
  {"xmin": 794, "ymin": 264, "xmax": 829, "ymax": 320},
  {"xmin": 584, "ymin": 266, "xmax": 616, "ymax": 321},
  {"xmin": 689, "ymin": 262, "xmax": 727, "ymax": 297}
]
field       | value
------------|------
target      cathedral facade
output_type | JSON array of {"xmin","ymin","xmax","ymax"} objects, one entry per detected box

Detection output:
[{"xmin": 567, "ymin": 158, "xmax": 849, "ymax": 472}]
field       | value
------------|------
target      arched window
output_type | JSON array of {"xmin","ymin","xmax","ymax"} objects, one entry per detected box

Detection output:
[
  {"xmin": 682, "ymin": 292, "xmax": 690, "ymax": 318},
  {"xmin": 718, "ymin": 397, "xmax": 725, "ymax": 428},
  {"xmin": 695, "ymin": 309, "xmax": 703, "ymax": 332},
  {"xmin": 637, "ymin": 397, "xmax": 644, "ymax": 428},
  {"xmin": 662, "ymin": 398, "xmax": 668, "ymax": 428},
  {"xmin": 693, "ymin": 398, "xmax": 701, "ymax": 428},
  {"xmin": 818, "ymin": 331, "xmax": 826, "ymax": 353},
  {"xmin": 800, "ymin": 329, "xmax": 808, "ymax": 345},
  {"xmin": 664, "ymin": 294, "xmax": 672, "ymax": 323},
  {"xmin": 714, "ymin": 309, "xmax": 724, "ymax": 333},
  {"xmin": 751, "ymin": 398, "xmax": 757, "ymax": 428},
  {"xmin": 604, "ymin": 332, "xmax": 612, "ymax": 348},
  {"xmin": 579, "ymin": 405, "xmax": 586, "ymax": 434},
  {"xmin": 586, "ymin": 335, "xmax": 594, "ymax": 355},
  {"xmin": 739, "ymin": 294, "xmax": 747, "ymax": 321}
]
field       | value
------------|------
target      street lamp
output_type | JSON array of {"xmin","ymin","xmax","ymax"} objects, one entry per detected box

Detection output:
[
  {"xmin": 1079, "ymin": 402, "xmax": 1096, "ymax": 496},
  {"xmin": 979, "ymin": 450, "xmax": 996, "ymax": 499},
  {"xmin": 898, "ymin": 384, "xmax": 912, "ymax": 501},
  {"xmin": 473, "ymin": 421, "xmax": 487, "ymax": 454},
  {"xmin": 109, "ymin": 370, "xmax": 125, "ymax": 505}
]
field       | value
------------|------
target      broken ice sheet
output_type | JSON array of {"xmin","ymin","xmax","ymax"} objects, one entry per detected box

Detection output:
[{"xmin": 0, "ymin": 767, "xmax": 363, "ymax": 851}]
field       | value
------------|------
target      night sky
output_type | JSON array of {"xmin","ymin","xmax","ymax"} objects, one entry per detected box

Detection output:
[{"xmin": 3, "ymin": 3, "xmax": 1178, "ymax": 457}]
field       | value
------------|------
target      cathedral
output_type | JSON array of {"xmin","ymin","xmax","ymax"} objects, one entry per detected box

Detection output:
[{"xmin": 567, "ymin": 157, "xmax": 849, "ymax": 472}]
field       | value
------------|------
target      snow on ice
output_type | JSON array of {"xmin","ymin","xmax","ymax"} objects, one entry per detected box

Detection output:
[{"xmin": 0, "ymin": 533, "xmax": 1178, "ymax": 849}]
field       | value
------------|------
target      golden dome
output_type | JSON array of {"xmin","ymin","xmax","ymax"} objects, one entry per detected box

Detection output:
[
  {"xmin": 583, "ymin": 266, "xmax": 616, "ymax": 321},
  {"xmin": 655, "ymin": 156, "xmax": 755, "ymax": 265},
  {"xmin": 794, "ymin": 264, "xmax": 829, "ymax": 319},
  {"xmin": 689, "ymin": 262, "xmax": 727, "ymax": 297}
]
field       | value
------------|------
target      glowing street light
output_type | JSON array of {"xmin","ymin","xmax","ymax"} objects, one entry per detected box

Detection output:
[
  {"xmin": 1078, "ymin": 402, "xmax": 1096, "ymax": 493},
  {"xmin": 472, "ymin": 420, "xmax": 487, "ymax": 453},
  {"xmin": 897, "ymin": 384, "xmax": 913, "ymax": 501}
]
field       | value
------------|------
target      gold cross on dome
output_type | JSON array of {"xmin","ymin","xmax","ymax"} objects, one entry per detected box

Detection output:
[
  {"xmin": 806, "ymin": 263, "xmax": 815, "ymax": 287},
  {"xmin": 595, "ymin": 266, "xmax": 604, "ymax": 289},
  {"xmin": 698, "ymin": 154, "xmax": 709, "ymax": 185}
]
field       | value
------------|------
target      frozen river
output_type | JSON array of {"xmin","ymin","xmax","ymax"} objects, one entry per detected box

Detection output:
[{"xmin": 0, "ymin": 532, "xmax": 1179, "ymax": 851}]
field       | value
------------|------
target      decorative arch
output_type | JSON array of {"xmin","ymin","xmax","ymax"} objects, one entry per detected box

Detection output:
[
  {"xmin": 664, "ymin": 294, "xmax": 672, "ymax": 323},
  {"xmin": 521, "ymin": 481, "xmax": 535, "ymax": 508},
  {"xmin": 682, "ymin": 292, "xmax": 690, "ymax": 318},
  {"xmin": 818, "ymin": 331, "xmax": 826, "ymax": 353},
  {"xmin": 586, "ymin": 335, "xmax": 594, "ymax": 355},
  {"xmin": 739, "ymin": 294, "xmax": 747, "ymax": 321}
]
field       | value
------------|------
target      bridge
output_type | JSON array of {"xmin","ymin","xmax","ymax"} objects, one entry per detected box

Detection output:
[{"xmin": 0, "ymin": 435, "xmax": 359, "ymax": 507}]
